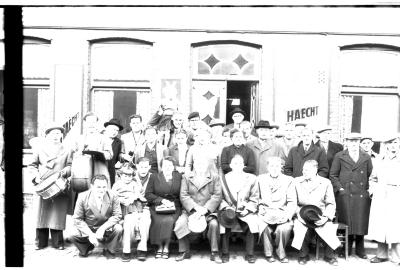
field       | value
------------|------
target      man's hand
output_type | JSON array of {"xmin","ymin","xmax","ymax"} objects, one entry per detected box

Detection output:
[
  {"xmin": 315, "ymin": 216, "xmax": 328, "ymax": 226},
  {"xmin": 60, "ymin": 168, "xmax": 69, "ymax": 178},
  {"xmin": 88, "ymin": 234, "xmax": 99, "ymax": 246},
  {"xmin": 238, "ymin": 209, "xmax": 249, "ymax": 217},
  {"xmin": 258, "ymin": 205, "xmax": 267, "ymax": 215},
  {"xmin": 194, "ymin": 205, "xmax": 208, "ymax": 216},
  {"xmin": 95, "ymin": 228, "xmax": 105, "ymax": 241}
]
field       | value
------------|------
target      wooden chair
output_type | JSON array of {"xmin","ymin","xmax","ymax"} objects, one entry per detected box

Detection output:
[{"xmin": 315, "ymin": 223, "xmax": 349, "ymax": 260}]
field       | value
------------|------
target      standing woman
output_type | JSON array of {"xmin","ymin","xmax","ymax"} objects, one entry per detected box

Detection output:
[
  {"xmin": 368, "ymin": 135, "xmax": 400, "ymax": 264},
  {"xmin": 29, "ymin": 123, "xmax": 73, "ymax": 250},
  {"xmin": 145, "ymin": 156, "xmax": 182, "ymax": 259},
  {"xmin": 163, "ymin": 130, "xmax": 190, "ymax": 175}
]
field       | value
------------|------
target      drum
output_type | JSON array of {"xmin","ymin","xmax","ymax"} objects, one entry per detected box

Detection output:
[
  {"xmin": 34, "ymin": 172, "xmax": 67, "ymax": 200},
  {"xmin": 71, "ymin": 154, "xmax": 93, "ymax": 193}
]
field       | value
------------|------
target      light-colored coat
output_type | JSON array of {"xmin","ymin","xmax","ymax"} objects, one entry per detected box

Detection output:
[
  {"xmin": 73, "ymin": 189, "xmax": 122, "ymax": 234},
  {"xmin": 219, "ymin": 172, "xmax": 259, "ymax": 233},
  {"xmin": 29, "ymin": 143, "xmax": 73, "ymax": 229},
  {"xmin": 368, "ymin": 154, "xmax": 400, "ymax": 244},
  {"xmin": 257, "ymin": 173, "xmax": 296, "ymax": 235},
  {"xmin": 246, "ymin": 139, "xmax": 286, "ymax": 176},
  {"xmin": 121, "ymin": 131, "xmax": 145, "ymax": 157},
  {"xmin": 174, "ymin": 173, "xmax": 222, "ymax": 238}
]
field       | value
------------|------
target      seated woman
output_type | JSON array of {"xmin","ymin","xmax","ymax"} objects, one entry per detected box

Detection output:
[
  {"xmin": 145, "ymin": 156, "xmax": 182, "ymax": 259},
  {"xmin": 174, "ymin": 157, "xmax": 222, "ymax": 263},
  {"xmin": 219, "ymin": 154, "xmax": 260, "ymax": 263}
]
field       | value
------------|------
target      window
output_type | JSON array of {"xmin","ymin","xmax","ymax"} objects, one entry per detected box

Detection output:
[
  {"xmin": 89, "ymin": 39, "xmax": 153, "ymax": 127},
  {"xmin": 23, "ymin": 38, "xmax": 52, "ymax": 149},
  {"xmin": 338, "ymin": 45, "xmax": 400, "ymax": 140}
]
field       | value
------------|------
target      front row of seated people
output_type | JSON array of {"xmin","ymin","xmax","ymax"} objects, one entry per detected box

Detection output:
[{"xmin": 71, "ymin": 156, "xmax": 341, "ymax": 265}]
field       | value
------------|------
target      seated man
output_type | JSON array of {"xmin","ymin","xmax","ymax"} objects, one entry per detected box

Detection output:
[
  {"xmin": 257, "ymin": 157, "xmax": 296, "ymax": 263},
  {"xmin": 291, "ymin": 160, "xmax": 341, "ymax": 266},
  {"xmin": 71, "ymin": 174, "xmax": 123, "ymax": 259},
  {"xmin": 112, "ymin": 158, "xmax": 152, "ymax": 262}
]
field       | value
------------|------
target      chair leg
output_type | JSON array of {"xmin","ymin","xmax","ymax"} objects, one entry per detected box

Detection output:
[
  {"xmin": 315, "ymin": 236, "xmax": 320, "ymax": 260},
  {"xmin": 345, "ymin": 227, "xmax": 348, "ymax": 261}
]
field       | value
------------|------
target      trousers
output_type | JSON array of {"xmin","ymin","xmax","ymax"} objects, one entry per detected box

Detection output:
[
  {"xmin": 36, "ymin": 228, "xmax": 64, "ymax": 248},
  {"xmin": 122, "ymin": 209, "xmax": 151, "ymax": 253},
  {"xmin": 221, "ymin": 222, "xmax": 255, "ymax": 255},
  {"xmin": 178, "ymin": 218, "xmax": 219, "ymax": 253},
  {"xmin": 300, "ymin": 228, "xmax": 335, "ymax": 259},
  {"xmin": 262, "ymin": 222, "xmax": 293, "ymax": 259}
]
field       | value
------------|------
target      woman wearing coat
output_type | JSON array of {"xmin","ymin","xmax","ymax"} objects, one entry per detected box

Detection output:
[
  {"xmin": 163, "ymin": 129, "xmax": 190, "ymax": 175},
  {"xmin": 219, "ymin": 154, "xmax": 260, "ymax": 263},
  {"xmin": 329, "ymin": 132, "xmax": 373, "ymax": 259},
  {"xmin": 368, "ymin": 135, "xmax": 400, "ymax": 264},
  {"xmin": 29, "ymin": 123, "xmax": 73, "ymax": 250},
  {"xmin": 174, "ymin": 157, "xmax": 222, "ymax": 263},
  {"xmin": 145, "ymin": 156, "xmax": 182, "ymax": 259}
]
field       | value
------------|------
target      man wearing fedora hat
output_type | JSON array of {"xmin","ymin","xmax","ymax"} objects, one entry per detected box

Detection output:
[
  {"xmin": 225, "ymin": 107, "xmax": 246, "ymax": 131},
  {"xmin": 330, "ymin": 132, "xmax": 373, "ymax": 259},
  {"xmin": 314, "ymin": 126, "xmax": 343, "ymax": 172},
  {"xmin": 246, "ymin": 120, "xmax": 286, "ymax": 176},
  {"xmin": 292, "ymin": 160, "xmax": 340, "ymax": 265},
  {"xmin": 257, "ymin": 157, "xmax": 296, "ymax": 263},
  {"xmin": 104, "ymin": 118, "xmax": 124, "ymax": 187}
]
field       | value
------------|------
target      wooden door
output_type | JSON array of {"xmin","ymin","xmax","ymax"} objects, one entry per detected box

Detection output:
[{"xmin": 191, "ymin": 80, "xmax": 227, "ymax": 124}]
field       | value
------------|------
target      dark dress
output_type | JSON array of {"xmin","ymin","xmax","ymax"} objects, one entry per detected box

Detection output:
[{"xmin": 145, "ymin": 171, "xmax": 182, "ymax": 245}]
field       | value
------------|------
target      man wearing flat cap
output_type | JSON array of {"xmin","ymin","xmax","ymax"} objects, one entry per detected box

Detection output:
[
  {"xmin": 292, "ymin": 160, "xmax": 340, "ymax": 266},
  {"xmin": 186, "ymin": 111, "xmax": 201, "ymax": 145},
  {"xmin": 360, "ymin": 136, "xmax": 379, "ymax": 159},
  {"xmin": 104, "ymin": 118, "xmax": 124, "ymax": 187},
  {"xmin": 314, "ymin": 126, "xmax": 343, "ymax": 172},
  {"xmin": 246, "ymin": 120, "xmax": 286, "ymax": 176},
  {"xmin": 329, "ymin": 132, "xmax": 373, "ymax": 259}
]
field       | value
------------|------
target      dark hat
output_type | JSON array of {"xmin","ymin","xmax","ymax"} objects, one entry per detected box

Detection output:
[
  {"xmin": 229, "ymin": 107, "xmax": 246, "ymax": 119},
  {"xmin": 360, "ymin": 135, "xmax": 373, "ymax": 142},
  {"xmin": 299, "ymin": 205, "xmax": 322, "ymax": 229},
  {"xmin": 209, "ymin": 119, "xmax": 225, "ymax": 128},
  {"xmin": 345, "ymin": 132, "xmax": 362, "ymax": 140},
  {"xmin": 382, "ymin": 134, "xmax": 400, "ymax": 144},
  {"xmin": 104, "ymin": 118, "xmax": 124, "ymax": 131},
  {"xmin": 44, "ymin": 122, "xmax": 65, "ymax": 135},
  {"xmin": 254, "ymin": 120, "xmax": 274, "ymax": 130},
  {"xmin": 317, "ymin": 125, "xmax": 333, "ymax": 134},
  {"xmin": 295, "ymin": 122, "xmax": 307, "ymax": 127},
  {"xmin": 218, "ymin": 207, "xmax": 238, "ymax": 228},
  {"xmin": 188, "ymin": 111, "xmax": 200, "ymax": 120}
]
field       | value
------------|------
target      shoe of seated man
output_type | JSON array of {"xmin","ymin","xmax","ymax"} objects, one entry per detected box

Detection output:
[
  {"xmin": 265, "ymin": 255, "xmax": 275, "ymax": 263},
  {"xmin": 121, "ymin": 253, "xmax": 131, "ymax": 262},
  {"xmin": 78, "ymin": 243, "xmax": 94, "ymax": 258},
  {"xmin": 298, "ymin": 255, "xmax": 309, "ymax": 265},
  {"xmin": 324, "ymin": 256, "xmax": 338, "ymax": 266},
  {"xmin": 279, "ymin": 257, "xmax": 289, "ymax": 263},
  {"xmin": 175, "ymin": 251, "xmax": 191, "ymax": 262},
  {"xmin": 221, "ymin": 253, "xmax": 230, "ymax": 263},
  {"xmin": 245, "ymin": 254, "xmax": 256, "ymax": 264},
  {"xmin": 370, "ymin": 256, "xmax": 389, "ymax": 263},
  {"xmin": 137, "ymin": 250, "xmax": 147, "ymax": 261},
  {"xmin": 210, "ymin": 252, "xmax": 222, "ymax": 264},
  {"xmin": 103, "ymin": 249, "xmax": 116, "ymax": 259}
]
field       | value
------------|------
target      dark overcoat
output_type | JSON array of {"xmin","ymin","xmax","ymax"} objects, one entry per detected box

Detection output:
[
  {"xmin": 329, "ymin": 149, "xmax": 373, "ymax": 235},
  {"xmin": 315, "ymin": 140, "xmax": 344, "ymax": 170}
]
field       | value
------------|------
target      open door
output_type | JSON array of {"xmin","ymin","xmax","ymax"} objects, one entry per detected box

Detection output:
[
  {"xmin": 250, "ymin": 82, "xmax": 258, "ymax": 126},
  {"xmin": 191, "ymin": 80, "xmax": 227, "ymax": 124}
]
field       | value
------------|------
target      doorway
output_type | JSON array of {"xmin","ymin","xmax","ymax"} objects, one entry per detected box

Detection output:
[{"xmin": 226, "ymin": 81, "xmax": 258, "ymax": 125}]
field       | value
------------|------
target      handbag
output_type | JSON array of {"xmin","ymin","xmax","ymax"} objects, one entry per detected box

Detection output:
[{"xmin": 155, "ymin": 202, "xmax": 176, "ymax": 214}]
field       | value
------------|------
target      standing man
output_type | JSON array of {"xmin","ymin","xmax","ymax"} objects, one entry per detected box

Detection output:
[
  {"xmin": 221, "ymin": 129, "xmax": 256, "ymax": 175},
  {"xmin": 246, "ymin": 120, "xmax": 286, "ymax": 176},
  {"xmin": 329, "ymin": 132, "xmax": 373, "ymax": 259},
  {"xmin": 241, "ymin": 121, "xmax": 257, "ymax": 143},
  {"xmin": 277, "ymin": 122, "xmax": 297, "ymax": 159},
  {"xmin": 186, "ymin": 111, "xmax": 202, "ymax": 145},
  {"xmin": 284, "ymin": 127, "xmax": 329, "ymax": 178},
  {"xmin": 225, "ymin": 107, "xmax": 246, "ymax": 131},
  {"xmin": 71, "ymin": 174, "xmax": 123, "ymax": 258},
  {"xmin": 315, "ymin": 126, "xmax": 344, "ymax": 171},
  {"xmin": 104, "ymin": 118, "xmax": 124, "ymax": 187},
  {"xmin": 121, "ymin": 114, "xmax": 145, "ymax": 164},
  {"xmin": 360, "ymin": 136, "xmax": 379, "ymax": 159}
]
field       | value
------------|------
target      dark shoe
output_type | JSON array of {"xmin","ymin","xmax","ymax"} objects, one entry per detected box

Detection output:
[
  {"xmin": 279, "ymin": 257, "xmax": 289, "ymax": 263},
  {"xmin": 175, "ymin": 251, "xmax": 191, "ymax": 261},
  {"xmin": 210, "ymin": 252, "xmax": 222, "ymax": 264},
  {"xmin": 356, "ymin": 252, "xmax": 368, "ymax": 259},
  {"xmin": 324, "ymin": 257, "xmax": 338, "ymax": 266},
  {"xmin": 298, "ymin": 256, "xmax": 309, "ymax": 265},
  {"xmin": 221, "ymin": 253, "xmax": 230, "ymax": 263},
  {"xmin": 137, "ymin": 250, "xmax": 147, "ymax": 261},
  {"xmin": 78, "ymin": 244, "xmax": 94, "ymax": 257},
  {"xmin": 103, "ymin": 249, "xmax": 116, "ymax": 259},
  {"xmin": 245, "ymin": 254, "xmax": 256, "ymax": 264},
  {"xmin": 55, "ymin": 246, "xmax": 65, "ymax": 250},
  {"xmin": 370, "ymin": 256, "xmax": 389, "ymax": 263},
  {"xmin": 265, "ymin": 256, "xmax": 275, "ymax": 263},
  {"xmin": 121, "ymin": 253, "xmax": 131, "ymax": 262}
]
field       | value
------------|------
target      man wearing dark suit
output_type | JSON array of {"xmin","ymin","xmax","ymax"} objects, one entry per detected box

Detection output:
[
  {"xmin": 71, "ymin": 174, "xmax": 123, "ymax": 258},
  {"xmin": 104, "ymin": 118, "xmax": 124, "ymax": 187},
  {"xmin": 284, "ymin": 127, "xmax": 329, "ymax": 178},
  {"xmin": 314, "ymin": 126, "xmax": 344, "ymax": 171}
]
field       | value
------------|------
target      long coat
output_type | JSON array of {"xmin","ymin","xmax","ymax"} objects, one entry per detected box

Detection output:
[
  {"xmin": 29, "ymin": 143, "xmax": 73, "ymax": 230},
  {"xmin": 284, "ymin": 141, "xmax": 329, "ymax": 178},
  {"xmin": 174, "ymin": 173, "xmax": 222, "ymax": 238},
  {"xmin": 108, "ymin": 137, "xmax": 123, "ymax": 187},
  {"xmin": 246, "ymin": 139, "xmax": 286, "ymax": 176},
  {"xmin": 329, "ymin": 149, "xmax": 373, "ymax": 235},
  {"xmin": 219, "ymin": 172, "xmax": 259, "ymax": 233},
  {"xmin": 367, "ymin": 154, "xmax": 400, "ymax": 244}
]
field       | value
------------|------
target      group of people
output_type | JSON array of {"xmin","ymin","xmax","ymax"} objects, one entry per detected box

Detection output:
[{"xmin": 28, "ymin": 105, "xmax": 400, "ymax": 266}]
